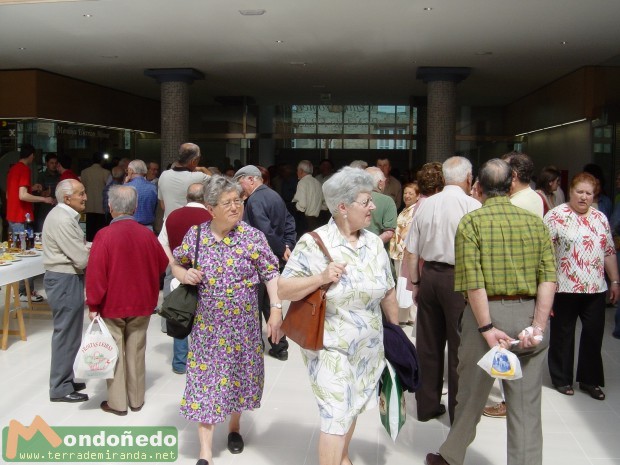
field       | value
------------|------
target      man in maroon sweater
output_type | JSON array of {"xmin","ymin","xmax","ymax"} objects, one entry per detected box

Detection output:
[
  {"xmin": 158, "ymin": 183, "xmax": 212, "ymax": 373},
  {"xmin": 86, "ymin": 185, "xmax": 168, "ymax": 415}
]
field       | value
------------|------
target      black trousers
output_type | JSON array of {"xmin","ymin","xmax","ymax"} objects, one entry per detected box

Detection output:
[
  {"xmin": 415, "ymin": 261, "xmax": 465, "ymax": 423},
  {"xmin": 85, "ymin": 213, "xmax": 106, "ymax": 242},
  {"xmin": 548, "ymin": 292, "xmax": 606, "ymax": 387}
]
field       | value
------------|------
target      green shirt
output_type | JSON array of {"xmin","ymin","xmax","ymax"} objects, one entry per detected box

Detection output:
[
  {"xmin": 366, "ymin": 191, "xmax": 397, "ymax": 237},
  {"xmin": 454, "ymin": 196, "xmax": 556, "ymax": 295}
]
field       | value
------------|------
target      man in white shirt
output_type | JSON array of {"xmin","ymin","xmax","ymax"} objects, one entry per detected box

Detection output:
[
  {"xmin": 158, "ymin": 143, "xmax": 211, "ymax": 219},
  {"xmin": 405, "ymin": 156, "xmax": 481, "ymax": 423},
  {"xmin": 504, "ymin": 152, "xmax": 544, "ymax": 218},
  {"xmin": 292, "ymin": 159, "xmax": 325, "ymax": 235}
]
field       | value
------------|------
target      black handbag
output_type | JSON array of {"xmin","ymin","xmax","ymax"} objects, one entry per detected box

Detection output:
[{"xmin": 158, "ymin": 225, "xmax": 201, "ymax": 339}]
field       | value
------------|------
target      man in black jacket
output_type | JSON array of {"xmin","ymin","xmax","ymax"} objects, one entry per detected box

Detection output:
[{"xmin": 235, "ymin": 165, "xmax": 296, "ymax": 361}]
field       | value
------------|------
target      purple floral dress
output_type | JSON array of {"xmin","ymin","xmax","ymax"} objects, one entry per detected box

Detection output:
[{"xmin": 173, "ymin": 220, "xmax": 279, "ymax": 423}]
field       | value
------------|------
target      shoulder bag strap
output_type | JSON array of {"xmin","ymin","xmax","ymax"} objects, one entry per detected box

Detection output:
[
  {"xmin": 308, "ymin": 231, "xmax": 333, "ymax": 262},
  {"xmin": 308, "ymin": 231, "xmax": 334, "ymax": 292},
  {"xmin": 192, "ymin": 224, "xmax": 201, "ymax": 269}
]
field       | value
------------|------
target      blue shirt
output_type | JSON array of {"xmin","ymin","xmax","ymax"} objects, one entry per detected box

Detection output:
[{"xmin": 125, "ymin": 176, "xmax": 157, "ymax": 225}]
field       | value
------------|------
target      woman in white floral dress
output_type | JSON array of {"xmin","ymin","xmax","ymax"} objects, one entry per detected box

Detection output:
[
  {"xmin": 544, "ymin": 172, "xmax": 619, "ymax": 400},
  {"xmin": 279, "ymin": 166, "xmax": 399, "ymax": 465}
]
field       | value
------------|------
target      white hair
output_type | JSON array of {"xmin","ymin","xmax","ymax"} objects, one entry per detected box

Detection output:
[
  {"xmin": 322, "ymin": 167, "xmax": 374, "ymax": 215},
  {"xmin": 297, "ymin": 160, "xmax": 314, "ymax": 175},
  {"xmin": 55, "ymin": 179, "xmax": 77, "ymax": 203},
  {"xmin": 442, "ymin": 156, "xmax": 472, "ymax": 184},
  {"xmin": 128, "ymin": 159, "xmax": 147, "ymax": 175},
  {"xmin": 350, "ymin": 160, "xmax": 368, "ymax": 169},
  {"xmin": 365, "ymin": 166, "xmax": 385, "ymax": 189}
]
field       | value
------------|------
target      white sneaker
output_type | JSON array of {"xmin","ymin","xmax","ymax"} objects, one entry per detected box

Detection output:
[{"xmin": 19, "ymin": 292, "xmax": 44, "ymax": 303}]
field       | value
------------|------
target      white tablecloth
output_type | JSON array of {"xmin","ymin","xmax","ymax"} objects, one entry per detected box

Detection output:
[{"xmin": 0, "ymin": 254, "xmax": 45, "ymax": 287}]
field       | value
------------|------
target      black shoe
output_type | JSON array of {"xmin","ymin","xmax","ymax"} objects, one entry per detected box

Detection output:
[
  {"xmin": 227, "ymin": 432, "xmax": 244, "ymax": 454},
  {"xmin": 418, "ymin": 404, "xmax": 446, "ymax": 422},
  {"xmin": 196, "ymin": 460, "xmax": 209, "ymax": 465},
  {"xmin": 268, "ymin": 348, "xmax": 288, "ymax": 361},
  {"xmin": 50, "ymin": 391, "xmax": 89, "ymax": 403},
  {"xmin": 100, "ymin": 401, "xmax": 128, "ymax": 416},
  {"xmin": 72, "ymin": 382, "xmax": 86, "ymax": 392}
]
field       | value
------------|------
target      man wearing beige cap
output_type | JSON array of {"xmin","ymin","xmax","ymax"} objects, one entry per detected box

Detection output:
[{"xmin": 235, "ymin": 165, "xmax": 296, "ymax": 361}]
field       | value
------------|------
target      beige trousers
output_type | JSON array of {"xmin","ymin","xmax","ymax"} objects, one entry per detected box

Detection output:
[{"xmin": 104, "ymin": 316, "xmax": 150, "ymax": 411}]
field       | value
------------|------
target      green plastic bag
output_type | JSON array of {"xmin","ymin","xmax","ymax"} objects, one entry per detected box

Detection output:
[{"xmin": 378, "ymin": 360, "xmax": 406, "ymax": 441}]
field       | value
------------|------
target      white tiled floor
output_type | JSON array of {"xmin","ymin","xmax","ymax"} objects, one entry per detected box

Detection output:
[{"xmin": 2, "ymin": 281, "xmax": 620, "ymax": 465}]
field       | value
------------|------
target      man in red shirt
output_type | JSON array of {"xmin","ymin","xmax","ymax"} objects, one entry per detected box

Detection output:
[
  {"xmin": 86, "ymin": 185, "xmax": 168, "ymax": 415},
  {"xmin": 58, "ymin": 155, "xmax": 80, "ymax": 181},
  {"xmin": 6, "ymin": 144, "xmax": 54, "ymax": 301}
]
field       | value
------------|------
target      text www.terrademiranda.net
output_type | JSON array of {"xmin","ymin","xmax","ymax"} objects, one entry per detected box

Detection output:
[{"xmin": 18, "ymin": 451, "xmax": 178, "ymax": 460}]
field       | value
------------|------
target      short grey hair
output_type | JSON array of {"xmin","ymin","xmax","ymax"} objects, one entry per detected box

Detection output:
[
  {"xmin": 365, "ymin": 166, "xmax": 385, "ymax": 189},
  {"xmin": 108, "ymin": 185, "xmax": 137, "ymax": 215},
  {"xmin": 204, "ymin": 174, "xmax": 243, "ymax": 206},
  {"xmin": 186, "ymin": 183, "xmax": 205, "ymax": 203},
  {"xmin": 479, "ymin": 159, "xmax": 512, "ymax": 198},
  {"xmin": 128, "ymin": 159, "xmax": 147, "ymax": 175},
  {"xmin": 55, "ymin": 179, "xmax": 77, "ymax": 203},
  {"xmin": 297, "ymin": 160, "xmax": 314, "ymax": 175},
  {"xmin": 442, "ymin": 156, "xmax": 472, "ymax": 184},
  {"xmin": 323, "ymin": 167, "xmax": 375, "ymax": 215},
  {"xmin": 350, "ymin": 160, "xmax": 368, "ymax": 169}
]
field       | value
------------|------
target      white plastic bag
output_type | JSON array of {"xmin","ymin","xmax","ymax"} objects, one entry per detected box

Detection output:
[
  {"xmin": 378, "ymin": 361, "xmax": 406, "ymax": 441},
  {"xmin": 477, "ymin": 345, "xmax": 523, "ymax": 380},
  {"xmin": 396, "ymin": 276, "xmax": 413, "ymax": 308},
  {"xmin": 73, "ymin": 316, "xmax": 118, "ymax": 380}
]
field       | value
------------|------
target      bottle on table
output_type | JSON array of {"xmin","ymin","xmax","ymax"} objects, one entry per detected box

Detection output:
[{"xmin": 25, "ymin": 213, "xmax": 34, "ymax": 249}]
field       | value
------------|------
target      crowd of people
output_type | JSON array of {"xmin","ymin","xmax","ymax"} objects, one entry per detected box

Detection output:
[{"xmin": 4, "ymin": 142, "xmax": 620, "ymax": 465}]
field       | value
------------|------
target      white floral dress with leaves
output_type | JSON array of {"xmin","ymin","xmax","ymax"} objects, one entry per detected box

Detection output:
[{"xmin": 282, "ymin": 219, "xmax": 395, "ymax": 434}]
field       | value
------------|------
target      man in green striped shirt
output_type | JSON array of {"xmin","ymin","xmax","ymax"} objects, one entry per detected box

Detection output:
[{"xmin": 426, "ymin": 159, "xmax": 556, "ymax": 465}]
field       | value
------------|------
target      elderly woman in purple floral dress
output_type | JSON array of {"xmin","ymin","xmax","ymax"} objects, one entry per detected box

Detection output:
[{"xmin": 171, "ymin": 175, "xmax": 283, "ymax": 465}]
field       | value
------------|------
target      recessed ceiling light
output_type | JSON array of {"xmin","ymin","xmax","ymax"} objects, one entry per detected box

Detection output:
[
  {"xmin": 100, "ymin": 55, "xmax": 119, "ymax": 59},
  {"xmin": 83, "ymin": 14, "xmax": 93, "ymax": 18},
  {"xmin": 560, "ymin": 41, "xmax": 567, "ymax": 45},
  {"xmin": 18, "ymin": 47, "xmax": 26, "ymax": 50},
  {"xmin": 289, "ymin": 62, "xmax": 307, "ymax": 67},
  {"xmin": 239, "ymin": 9, "xmax": 266, "ymax": 16},
  {"xmin": 423, "ymin": 7, "xmax": 433, "ymax": 11},
  {"xmin": 275, "ymin": 40, "xmax": 283, "ymax": 44},
  {"xmin": 475, "ymin": 51, "xmax": 493, "ymax": 55}
]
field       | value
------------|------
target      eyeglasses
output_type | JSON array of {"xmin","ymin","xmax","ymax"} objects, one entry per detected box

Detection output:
[
  {"xmin": 216, "ymin": 199, "xmax": 243, "ymax": 209},
  {"xmin": 351, "ymin": 197, "xmax": 374, "ymax": 208}
]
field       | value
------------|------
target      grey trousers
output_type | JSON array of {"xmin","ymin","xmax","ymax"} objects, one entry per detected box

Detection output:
[
  {"xmin": 45, "ymin": 271, "xmax": 85, "ymax": 398},
  {"xmin": 104, "ymin": 316, "xmax": 150, "ymax": 411},
  {"xmin": 439, "ymin": 299, "xmax": 549, "ymax": 465}
]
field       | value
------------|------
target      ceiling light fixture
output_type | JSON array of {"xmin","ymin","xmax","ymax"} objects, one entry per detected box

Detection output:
[
  {"xmin": 423, "ymin": 7, "xmax": 433, "ymax": 11},
  {"xmin": 515, "ymin": 118, "xmax": 587, "ymax": 137},
  {"xmin": 560, "ymin": 41, "xmax": 567, "ymax": 45},
  {"xmin": 239, "ymin": 9, "xmax": 266, "ymax": 16},
  {"xmin": 83, "ymin": 14, "xmax": 93, "ymax": 18},
  {"xmin": 18, "ymin": 47, "xmax": 26, "ymax": 50},
  {"xmin": 275, "ymin": 40, "xmax": 283, "ymax": 44},
  {"xmin": 475, "ymin": 51, "xmax": 493, "ymax": 56},
  {"xmin": 289, "ymin": 61, "xmax": 307, "ymax": 67}
]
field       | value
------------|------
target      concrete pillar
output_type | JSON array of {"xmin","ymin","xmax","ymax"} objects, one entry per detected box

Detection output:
[
  {"xmin": 144, "ymin": 68, "xmax": 204, "ymax": 167},
  {"xmin": 258, "ymin": 105, "xmax": 276, "ymax": 167},
  {"xmin": 417, "ymin": 67, "xmax": 470, "ymax": 162}
]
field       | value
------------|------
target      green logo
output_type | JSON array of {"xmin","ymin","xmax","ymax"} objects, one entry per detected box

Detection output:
[{"xmin": 3, "ymin": 416, "xmax": 178, "ymax": 462}]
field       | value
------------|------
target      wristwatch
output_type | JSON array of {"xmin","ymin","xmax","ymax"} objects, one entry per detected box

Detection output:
[{"xmin": 270, "ymin": 303, "xmax": 283, "ymax": 309}]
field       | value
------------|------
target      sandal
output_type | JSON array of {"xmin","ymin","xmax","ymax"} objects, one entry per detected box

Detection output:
[
  {"xmin": 554, "ymin": 385, "xmax": 574, "ymax": 396},
  {"xmin": 579, "ymin": 383, "xmax": 605, "ymax": 400}
]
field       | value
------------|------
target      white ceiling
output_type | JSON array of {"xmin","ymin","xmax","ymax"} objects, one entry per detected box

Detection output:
[{"xmin": 1, "ymin": 0, "xmax": 620, "ymax": 107}]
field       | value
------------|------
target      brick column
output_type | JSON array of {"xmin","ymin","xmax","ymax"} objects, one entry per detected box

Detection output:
[
  {"xmin": 144, "ymin": 68, "xmax": 204, "ymax": 167},
  {"xmin": 417, "ymin": 67, "xmax": 470, "ymax": 163}
]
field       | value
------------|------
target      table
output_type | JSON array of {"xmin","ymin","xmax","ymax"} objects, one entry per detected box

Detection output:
[{"xmin": 0, "ymin": 254, "xmax": 49, "ymax": 350}]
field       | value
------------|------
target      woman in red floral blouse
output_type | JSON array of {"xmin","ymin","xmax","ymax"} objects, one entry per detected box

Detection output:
[{"xmin": 543, "ymin": 172, "xmax": 619, "ymax": 400}]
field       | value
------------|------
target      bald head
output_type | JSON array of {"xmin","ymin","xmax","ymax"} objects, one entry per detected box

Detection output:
[
  {"xmin": 479, "ymin": 159, "xmax": 512, "ymax": 198},
  {"xmin": 186, "ymin": 183, "xmax": 206, "ymax": 203},
  {"xmin": 178, "ymin": 143, "xmax": 201, "ymax": 166}
]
